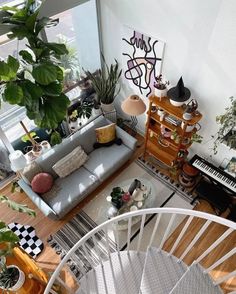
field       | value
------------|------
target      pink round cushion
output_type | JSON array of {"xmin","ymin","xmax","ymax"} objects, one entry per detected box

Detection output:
[{"xmin": 31, "ymin": 173, "xmax": 54, "ymax": 194}]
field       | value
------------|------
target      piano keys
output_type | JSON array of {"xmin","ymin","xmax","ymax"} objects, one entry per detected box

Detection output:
[{"xmin": 190, "ymin": 155, "xmax": 236, "ymax": 193}]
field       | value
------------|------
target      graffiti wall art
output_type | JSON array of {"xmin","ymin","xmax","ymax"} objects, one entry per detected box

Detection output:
[{"xmin": 122, "ymin": 27, "xmax": 165, "ymax": 97}]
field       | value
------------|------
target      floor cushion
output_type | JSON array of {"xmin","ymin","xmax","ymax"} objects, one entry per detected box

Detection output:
[
  {"xmin": 41, "ymin": 167, "xmax": 99, "ymax": 218},
  {"xmin": 84, "ymin": 144, "xmax": 132, "ymax": 181}
]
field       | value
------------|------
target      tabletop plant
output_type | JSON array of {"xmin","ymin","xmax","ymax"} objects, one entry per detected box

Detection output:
[
  {"xmin": 213, "ymin": 96, "xmax": 236, "ymax": 154},
  {"xmin": 0, "ymin": 0, "xmax": 70, "ymax": 141},
  {"xmin": 154, "ymin": 74, "xmax": 169, "ymax": 90}
]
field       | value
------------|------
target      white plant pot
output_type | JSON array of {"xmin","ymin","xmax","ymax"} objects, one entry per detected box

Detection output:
[
  {"xmin": 181, "ymin": 122, "xmax": 195, "ymax": 132},
  {"xmin": 3, "ymin": 266, "xmax": 25, "ymax": 292},
  {"xmin": 155, "ymin": 87, "xmax": 167, "ymax": 98},
  {"xmin": 70, "ymin": 120, "xmax": 78, "ymax": 129},
  {"xmin": 92, "ymin": 107, "xmax": 102, "ymax": 116},
  {"xmin": 169, "ymin": 99, "xmax": 185, "ymax": 107},
  {"xmin": 40, "ymin": 140, "xmax": 51, "ymax": 153},
  {"xmin": 101, "ymin": 102, "xmax": 115, "ymax": 113}
]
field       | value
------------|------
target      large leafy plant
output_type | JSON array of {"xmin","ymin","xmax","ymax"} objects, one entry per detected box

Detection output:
[
  {"xmin": 0, "ymin": 0, "xmax": 70, "ymax": 134},
  {"xmin": 85, "ymin": 58, "xmax": 122, "ymax": 105},
  {"xmin": 213, "ymin": 96, "xmax": 236, "ymax": 154}
]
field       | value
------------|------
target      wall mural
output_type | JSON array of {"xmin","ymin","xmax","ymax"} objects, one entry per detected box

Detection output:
[{"xmin": 122, "ymin": 26, "xmax": 165, "ymax": 97}]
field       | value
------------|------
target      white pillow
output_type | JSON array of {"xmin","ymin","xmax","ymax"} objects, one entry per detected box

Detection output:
[{"xmin": 52, "ymin": 146, "xmax": 88, "ymax": 178}]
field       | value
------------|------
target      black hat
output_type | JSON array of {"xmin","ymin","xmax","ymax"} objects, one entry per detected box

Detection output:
[{"xmin": 167, "ymin": 77, "xmax": 191, "ymax": 102}]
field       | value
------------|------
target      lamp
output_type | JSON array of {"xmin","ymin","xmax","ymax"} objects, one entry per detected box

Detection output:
[
  {"xmin": 9, "ymin": 150, "xmax": 27, "ymax": 172},
  {"xmin": 121, "ymin": 95, "xmax": 146, "ymax": 135}
]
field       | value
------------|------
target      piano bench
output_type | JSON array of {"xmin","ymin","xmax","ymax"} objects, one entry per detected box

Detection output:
[{"xmin": 193, "ymin": 180, "xmax": 232, "ymax": 215}]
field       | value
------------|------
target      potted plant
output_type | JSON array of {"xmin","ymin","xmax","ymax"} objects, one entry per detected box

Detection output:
[
  {"xmin": 57, "ymin": 36, "xmax": 80, "ymax": 90},
  {"xmin": 85, "ymin": 58, "xmax": 122, "ymax": 113},
  {"xmin": 213, "ymin": 96, "xmax": 236, "ymax": 154},
  {"xmin": 0, "ymin": 195, "xmax": 35, "ymax": 293},
  {"xmin": 0, "ymin": 260, "xmax": 25, "ymax": 292},
  {"xmin": 154, "ymin": 74, "xmax": 169, "ymax": 99},
  {"xmin": 0, "ymin": 1, "xmax": 70, "ymax": 144},
  {"xmin": 69, "ymin": 110, "xmax": 78, "ymax": 129}
]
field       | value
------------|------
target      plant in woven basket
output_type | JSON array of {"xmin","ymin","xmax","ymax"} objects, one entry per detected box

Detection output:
[{"xmin": 212, "ymin": 96, "xmax": 236, "ymax": 154}]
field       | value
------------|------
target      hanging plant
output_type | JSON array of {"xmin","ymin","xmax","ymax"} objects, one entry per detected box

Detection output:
[
  {"xmin": 0, "ymin": 0, "xmax": 70, "ymax": 137},
  {"xmin": 212, "ymin": 96, "xmax": 236, "ymax": 154}
]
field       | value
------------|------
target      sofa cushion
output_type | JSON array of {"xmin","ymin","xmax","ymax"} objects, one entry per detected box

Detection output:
[
  {"xmin": 35, "ymin": 116, "xmax": 110, "ymax": 177},
  {"xmin": 52, "ymin": 146, "xmax": 88, "ymax": 178},
  {"xmin": 95, "ymin": 123, "xmax": 116, "ymax": 144},
  {"xmin": 22, "ymin": 161, "xmax": 42, "ymax": 184},
  {"xmin": 31, "ymin": 173, "xmax": 54, "ymax": 194},
  {"xmin": 41, "ymin": 167, "xmax": 99, "ymax": 218},
  {"xmin": 84, "ymin": 144, "xmax": 133, "ymax": 181}
]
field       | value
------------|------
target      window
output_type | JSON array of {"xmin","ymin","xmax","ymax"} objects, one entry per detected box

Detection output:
[{"xmin": 0, "ymin": 0, "xmax": 101, "ymax": 151}]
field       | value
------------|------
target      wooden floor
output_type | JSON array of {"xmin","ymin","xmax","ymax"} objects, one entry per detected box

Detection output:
[{"xmin": 1, "ymin": 135, "xmax": 235, "ymax": 293}]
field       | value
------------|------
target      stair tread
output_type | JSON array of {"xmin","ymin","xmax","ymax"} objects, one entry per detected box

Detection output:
[
  {"xmin": 77, "ymin": 251, "xmax": 146, "ymax": 294},
  {"xmin": 169, "ymin": 263, "xmax": 223, "ymax": 294},
  {"xmin": 139, "ymin": 247, "xmax": 187, "ymax": 294}
]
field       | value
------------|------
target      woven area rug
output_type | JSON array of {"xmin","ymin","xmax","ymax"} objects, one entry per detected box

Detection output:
[{"xmin": 48, "ymin": 160, "xmax": 194, "ymax": 278}]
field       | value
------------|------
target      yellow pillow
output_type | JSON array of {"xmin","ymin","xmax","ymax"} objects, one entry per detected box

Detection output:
[{"xmin": 95, "ymin": 123, "xmax": 116, "ymax": 144}]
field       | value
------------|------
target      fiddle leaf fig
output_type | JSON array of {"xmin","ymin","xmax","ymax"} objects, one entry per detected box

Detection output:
[
  {"xmin": 45, "ymin": 42, "xmax": 68, "ymax": 56},
  {"xmin": 0, "ymin": 0, "xmax": 70, "ymax": 137},
  {"xmin": 19, "ymin": 50, "xmax": 34, "ymax": 64},
  {"xmin": 42, "ymin": 82, "xmax": 62, "ymax": 97},
  {"xmin": 32, "ymin": 63, "xmax": 59, "ymax": 85},
  {"xmin": 4, "ymin": 83, "xmax": 23, "ymax": 104}
]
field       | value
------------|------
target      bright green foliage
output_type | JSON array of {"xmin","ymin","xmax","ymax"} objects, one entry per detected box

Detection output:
[
  {"xmin": 0, "ymin": 0, "xmax": 70, "ymax": 130},
  {"xmin": 213, "ymin": 96, "xmax": 236, "ymax": 154}
]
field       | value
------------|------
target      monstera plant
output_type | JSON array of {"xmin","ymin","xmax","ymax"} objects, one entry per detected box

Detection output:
[{"xmin": 0, "ymin": 0, "xmax": 70, "ymax": 139}]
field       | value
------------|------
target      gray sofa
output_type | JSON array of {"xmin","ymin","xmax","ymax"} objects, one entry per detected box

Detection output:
[{"xmin": 18, "ymin": 116, "xmax": 137, "ymax": 220}]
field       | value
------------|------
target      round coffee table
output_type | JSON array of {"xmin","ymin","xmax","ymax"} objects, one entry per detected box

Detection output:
[{"xmin": 107, "ymin": 178, "xmax": 155, "ymax": 230}]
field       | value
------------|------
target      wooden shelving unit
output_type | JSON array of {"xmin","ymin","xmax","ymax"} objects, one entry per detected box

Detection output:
[{"xmin": 144, "ymin": 95, "xmax": 203, "ymax": 166}]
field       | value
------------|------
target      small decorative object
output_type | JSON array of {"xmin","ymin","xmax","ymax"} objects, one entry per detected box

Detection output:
[
  {"xmin": 69, "ymin": 110, "xmax": 78, "ymax": 129},
  {"xmin": 183, "ymin": 99, "xmax": 198, "ymax": 120},
  {"xmin": 122, "ymin": 192, "xmax": 131, "ymax": 202},
  {"xmin": 154, "ymin": 74, "xmax": 169, "ymax": 99},
  {"xmin": 40, "ymin": 141, "xmax": 51, "ymax": 153},
  {"xmin": 128, "ymin": 179, "xmax": 141, "ymax": 195},
  {"xmin": 167, "ymin": 77, "xmax": 191, "ymax": 107},
  {"xmin": 151, "ymin": 105, "xmax": 157, "ymax": 113},
  {"xmin": 130, "ymin": 205, "xmax": 138, "ymax": 212},
  {"xmin": 157, "ymin": 108, "xmax": 165, "ymax": 121},
  {"xmin": 9, "ymin": 150, "xmax": 27, "ymax": 171},
  {"xmin": 161, "ymin": 125, "xmax": 172, "ymax": 138},
  {"xmin": 121, "ymin": 95, "xmax": 146, "ymax": 135},
  {"xmin": 213, "ymin": 96, "xmax": 236, "ymax": 154},
  {"xmin": 0, "ymin": 263, "xmax": 25, "ymax": 292},
  {"xmin": 181, "ymin": 122, "xmax": 201, "ymax": 133},
  {"xmin": 107, "ymin": 206, "xmax": 118, "ymax": 219},
  {"xmin": 137, "ymin": 201, "xmax": 143, "ymax": 208},
  {"xmin": 132, "ymin": 188, "xmax": 144, "ymax": 201}
]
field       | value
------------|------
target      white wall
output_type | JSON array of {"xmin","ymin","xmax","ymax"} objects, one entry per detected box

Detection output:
[{"xmin": 99, "ymin": 0, "xmax": 236, "ymax": 166}]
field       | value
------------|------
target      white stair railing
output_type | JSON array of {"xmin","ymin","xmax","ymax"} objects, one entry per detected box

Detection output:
[{"xmin": 44, "ymin": 208, "xmax": 236, "ymax": 294}]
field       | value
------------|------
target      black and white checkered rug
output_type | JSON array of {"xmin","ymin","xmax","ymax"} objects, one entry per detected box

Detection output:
[{"xmin": 8, "ymin": 223, "xmax": 44, "ymax": 258}]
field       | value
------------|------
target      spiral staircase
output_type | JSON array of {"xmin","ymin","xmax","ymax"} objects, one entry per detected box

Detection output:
[{"xmin": 44, "ymin": 208, "xmax": 236, "ymax": 294}]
